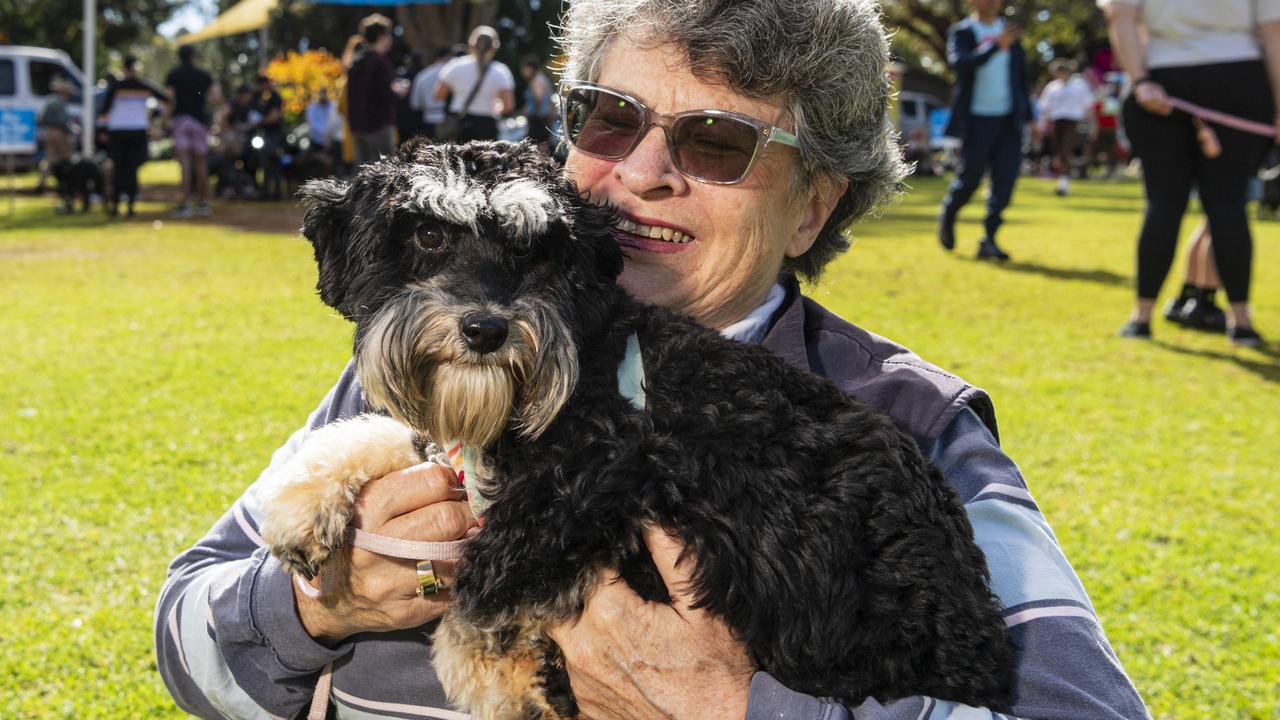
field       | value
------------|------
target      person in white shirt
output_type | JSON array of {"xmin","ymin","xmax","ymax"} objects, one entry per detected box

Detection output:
[
  {"xmin": 305, "ymin": 88, "xmax": 339, "ymax": 151},
  {"xmin": 1038, "ymin": 59, "xmax": 1096, "ymax": 195},
  {"xmin": 410, "ymin": 48, "xmax": 452, "ymax": 140},
  {"xmin": 1104, "ymin": 0, "xmax": 1280, "ymax": 346},
  {"xmin": 434, "ymin": 26, "xmax": 516, "ymax": 142}
]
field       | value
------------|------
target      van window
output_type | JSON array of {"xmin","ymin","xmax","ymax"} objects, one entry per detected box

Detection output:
[
  {"xmin": 31, "ymin": 59, "xmax": 79, "ymax": 97},
  {"xmin": 900, "ymin": 99, "xmax": 919, "ymax": 121},
  {"xmin": 0, "ymin": 60, "xmax": 14, "ymax": 96}
]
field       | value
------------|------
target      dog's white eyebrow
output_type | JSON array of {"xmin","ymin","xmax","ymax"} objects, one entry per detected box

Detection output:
[
  {"xmin": 489, "ymin": 179, "xmax": 558, "ymax": 238},
  {"xmin": 405, "ymin": 163, "xmax": 487, "ymax": 228}
]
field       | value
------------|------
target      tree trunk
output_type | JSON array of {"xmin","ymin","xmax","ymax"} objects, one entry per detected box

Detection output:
[{"xmin": 397, "ymin": 0, "xmax": 499, "ymax": 59}]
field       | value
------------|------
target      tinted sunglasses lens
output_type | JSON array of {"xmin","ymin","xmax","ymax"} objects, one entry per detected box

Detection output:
[
  {"xmin": 671, "ymin": 114, "xmax": 760, "ymax": 183},
  {"xmin": 563, "ymin": 88, "xmax": 645, "ymax": 159}
]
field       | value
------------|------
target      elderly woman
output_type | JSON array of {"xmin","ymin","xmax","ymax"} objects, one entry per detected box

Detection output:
[{"xmin": 155, "ymin": 1, "xmax": 1147, "ymax": 719}]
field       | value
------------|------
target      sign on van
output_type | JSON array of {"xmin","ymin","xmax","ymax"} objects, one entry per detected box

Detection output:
[{"xmin": 0, "ymin": 107, "xmax": 37, "ymax": 154}]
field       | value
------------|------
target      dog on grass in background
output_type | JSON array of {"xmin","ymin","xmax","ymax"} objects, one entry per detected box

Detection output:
[
  {"xmin": 258, "ymin": 139, "xmax": 1014, "ymax": 719},
  {"xmin": 52, "ymin": 154, "xmax": 105, "ymax": 214}
]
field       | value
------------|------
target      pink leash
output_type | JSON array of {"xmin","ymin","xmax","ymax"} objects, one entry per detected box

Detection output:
[
  {"xmin": 301, "ymin": 528, "xmax": 474, "ymax": 719},
  {"xmin": 350, "ymin": 527, "xmax": 474, "ymax": 560},
  {"xmin": 1168, "ymin": 97, "xmax": 1276, "ymax": 138}
]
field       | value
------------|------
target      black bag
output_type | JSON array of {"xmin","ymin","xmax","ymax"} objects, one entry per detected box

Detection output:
[{"xmin": 437, "ymin": 61, "xmax": 491, "ymax": 142}]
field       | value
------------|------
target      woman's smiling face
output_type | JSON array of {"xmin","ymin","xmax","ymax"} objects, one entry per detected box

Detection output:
[{"xmin": 565, "ymin": 36, "xmax": 831, "ymax": 330}]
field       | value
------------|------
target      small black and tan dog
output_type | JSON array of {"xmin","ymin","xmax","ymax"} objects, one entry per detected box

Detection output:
[{"xmin": 260, "ymin": 140, "xmax": 1012, "ymax": 719}]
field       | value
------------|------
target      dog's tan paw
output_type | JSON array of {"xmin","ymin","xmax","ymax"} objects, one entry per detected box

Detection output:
[
  {"xmin": 434, "ymin": 613, "xmax": 565, "ymax": 720},
  {"xmin": 259, "ymin": 414, "xmax": 422, "ymax": 579}
]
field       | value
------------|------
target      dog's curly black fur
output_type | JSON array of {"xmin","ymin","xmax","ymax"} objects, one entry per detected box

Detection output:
[
  {"xmin": 298, "ymin": 139, "xmax": 1014, "ymax": 711},
  {"xmin": 53, "ymin": 156, "xmax": 105, "ymax": 214}
]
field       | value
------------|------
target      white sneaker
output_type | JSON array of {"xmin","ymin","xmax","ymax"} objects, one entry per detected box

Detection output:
[{"xmin": 1055, "ymin": 176, "xmax": 1070, "ymax": 196}]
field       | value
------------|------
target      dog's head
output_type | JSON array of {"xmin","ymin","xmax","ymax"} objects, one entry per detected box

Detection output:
[{"xmin": 300, "ymin": 139, "xmax": 622, "ymax": 448}]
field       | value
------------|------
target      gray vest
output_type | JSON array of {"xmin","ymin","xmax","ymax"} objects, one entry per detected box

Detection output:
[{"xmin": 761, "ymin": 281, "xmax": 999, "ymax": 450}]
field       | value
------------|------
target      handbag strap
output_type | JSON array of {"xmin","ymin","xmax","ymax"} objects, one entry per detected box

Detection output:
[{"xmin": 458, "ymin": 60, "xmax": 492, "ymax": 116}]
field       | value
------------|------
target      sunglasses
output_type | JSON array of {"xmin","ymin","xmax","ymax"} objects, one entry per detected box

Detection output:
[{"xmin": 559, "ymin": 81, "xmax": 799, "ymax": 185}]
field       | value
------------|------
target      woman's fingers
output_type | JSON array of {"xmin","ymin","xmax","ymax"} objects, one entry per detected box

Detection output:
[
  {"xmin": 641, "ymin": 525, "xmax": 697, "ymax": 612},
  {"xmin": 352, "ymin": 462, "xmax": 464, "ymax": 527},
  {"xmin": 382, "ymin": 500, "xmax": 476, "ymax": 542}
]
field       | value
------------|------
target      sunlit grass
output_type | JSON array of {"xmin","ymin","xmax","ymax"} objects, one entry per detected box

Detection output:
[{"xmin": 1, "ymin": 164, "xmax": 1276, "ymax": 718}]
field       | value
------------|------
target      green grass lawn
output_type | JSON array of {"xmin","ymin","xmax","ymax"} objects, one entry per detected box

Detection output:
[{"xmin": 1, "ymin": 163, "xmax": 1277, "ymax": 718}]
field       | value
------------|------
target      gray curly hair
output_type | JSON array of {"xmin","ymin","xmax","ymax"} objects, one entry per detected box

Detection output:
[{"xmin": 558, "ymin": 0, "xmax": 907, "ymax": 281}]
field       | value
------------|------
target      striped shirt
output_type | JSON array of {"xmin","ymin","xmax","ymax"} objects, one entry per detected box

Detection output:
[
  {"xmin": 155, "ymin": 294, "xmax": 1148, "ymax": 720},
  {"xmin": 101, "ymin": 76, "xmax": 167, "ymax": 132}
]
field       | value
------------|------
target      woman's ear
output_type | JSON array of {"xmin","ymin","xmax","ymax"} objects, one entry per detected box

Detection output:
[{"xmin": 786, "ymin": 175, "xmax": 849, "ymax": 259}]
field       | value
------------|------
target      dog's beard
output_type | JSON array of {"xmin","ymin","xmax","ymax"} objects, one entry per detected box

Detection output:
[{"xmin": 357, "ymin": 285, "xmax": 578, "ymax": 448}]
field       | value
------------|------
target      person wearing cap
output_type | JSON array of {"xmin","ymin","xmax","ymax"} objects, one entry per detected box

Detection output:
[{"xmin": 36, "ymin": 76, "xmax": 76, "ymax": 197}]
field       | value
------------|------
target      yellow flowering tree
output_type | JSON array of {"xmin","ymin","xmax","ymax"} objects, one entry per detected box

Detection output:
[{"xmin": 264, "ymin": 49, "xmax": 345, "ymax": 127}]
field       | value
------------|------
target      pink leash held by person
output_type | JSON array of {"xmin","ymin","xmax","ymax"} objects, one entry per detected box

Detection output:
[{"xmin": 1166, "ymin": 96, "xmax": 1276, "ymax": 159}]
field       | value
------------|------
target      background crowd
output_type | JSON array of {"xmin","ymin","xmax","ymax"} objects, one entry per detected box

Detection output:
[
  {"xmin": 26, "ymin": 1, "xmax": 1277, "ymax": 353},
  {"xmin": 933, "ymin": 0, "xmax": 1276, "ymax": 349},
  {"xmin": 31, "ymin": 13, "xmax": 560, "ymax": 221}
]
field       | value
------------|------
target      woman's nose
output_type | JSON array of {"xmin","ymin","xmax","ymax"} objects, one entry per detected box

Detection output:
[{"xmin": 613, "ymin": 126, "xmax": 689, "ymax": 198}]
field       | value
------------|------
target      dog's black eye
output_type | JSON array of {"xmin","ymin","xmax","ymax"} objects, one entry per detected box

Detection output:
[{"xmin": 414, "ymin": 225, "xmax": 445, "ymax": 252}]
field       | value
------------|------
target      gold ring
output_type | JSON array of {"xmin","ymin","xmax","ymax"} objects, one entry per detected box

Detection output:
[{"xmin": 416, "ymin": 560, "xmax": 439, "ymax": 596}]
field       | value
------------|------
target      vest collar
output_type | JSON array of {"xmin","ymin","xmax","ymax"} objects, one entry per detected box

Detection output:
[{"xmin": 761, "ymin": 278, "xmax": 811, "ymax": 373}]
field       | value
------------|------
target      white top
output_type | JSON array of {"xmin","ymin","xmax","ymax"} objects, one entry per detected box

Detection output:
[
  {"xmin": 437, "ymin": 56, "xmax": 515, "ymax": 118},
  {"xmin": 1039, "ymin": 75, "xmax": 1095, "ymax": 122},
  {"xmin": 1102, "ymin": 0, "xmax": 1280, "ymax": 68},
  {"xmin": 410, "ymin": 62, "xmax": 448, "ymax": 125},
  {"xmin": 720, "ymin": 283, "xmax": 787, "ymax": 344}
]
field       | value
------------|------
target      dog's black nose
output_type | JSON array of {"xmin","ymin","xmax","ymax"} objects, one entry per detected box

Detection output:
[{"xmin": 461, "ymin": 314, "xmax": 509, "ymax": 354}]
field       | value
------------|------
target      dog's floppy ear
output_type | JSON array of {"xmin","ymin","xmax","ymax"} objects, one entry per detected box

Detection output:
[
  {"xmin": 397, "ymin": 135, "xmax": 429, "ymax": 161},
  {"xmin": 299, "ymin": 178, "xmax": 358, "ymax": 319},
  {"xmin": 559, "ymin": 177, "xmax": 624, "ymax": 283}
]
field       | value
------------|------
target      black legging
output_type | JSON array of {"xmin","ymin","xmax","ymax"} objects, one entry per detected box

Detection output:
[
  {"xmin": 1124, "ymin": 61, "xmax": 1274, "ymax": 304},
  {"xmin": 108, "ymin": 130, "xmax": 149, "ymax": 207}
]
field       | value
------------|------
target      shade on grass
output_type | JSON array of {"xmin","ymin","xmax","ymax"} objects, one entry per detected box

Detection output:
[{"xmin": 0, "ymin": 163, "xmax": 1276, "ymax": 718}]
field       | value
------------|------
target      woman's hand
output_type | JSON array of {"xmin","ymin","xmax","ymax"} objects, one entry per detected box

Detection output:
[
  {"xmin": 293, "ymin": 462, "xmax": 476, "ymax": 645},
  {"xmin": 547, "ymin": 526, "xmax": 755, "ymax": 720},
  {"xmin": 996, "ymin": 22, "xmax": 1021, "ymax": 50},
  {"xmin": 1134, "ymin": 80, "xmax": 1172, "ymax": 116}
]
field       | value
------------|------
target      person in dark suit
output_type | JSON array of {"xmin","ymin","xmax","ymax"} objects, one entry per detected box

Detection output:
[{"xmin": 938, "ymin": 0, "xmax": 1032, "ymax": 261}]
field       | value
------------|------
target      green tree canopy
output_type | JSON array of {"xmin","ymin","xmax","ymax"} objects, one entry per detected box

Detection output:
[
  {"xmin": 0, "ymin": 0, "xmax": 184, "ymax": 79},
  {"xmin": 880, "ymin": 0, "xmax": 1111, "ymax": 83}
]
